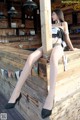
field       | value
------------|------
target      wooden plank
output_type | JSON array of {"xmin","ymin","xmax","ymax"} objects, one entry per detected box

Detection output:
[
  {"xmin": 0, "ymin": 67, "xmax": 80, "ymax": 120},
  {"xmin": 0, "ymin": 92, "xmax": 25, "ymax": 120},
  {"xmin": 40, "ymin": 0, "xmax": 52, "ymax": 55},
  {"xmin": 0, "ymin": 45, "xmax": 80, "ymax": 80},
  {"xmin": 0, "ymin": 48, "xmax": 80, "ymax": 120},
  {"xmin": 0, "ymin": 57, "xmax": 24, "ymax": 69},
  {"xmin": 0, "ymin": 45, "xmax": 80, "ymax": 65}
]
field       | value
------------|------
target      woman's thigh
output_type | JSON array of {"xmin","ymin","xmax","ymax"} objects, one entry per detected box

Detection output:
[
  {"xmin": 50, "ymin": 45, "xmax": 64, "ymax": 61},
  {"xmin": 28, "ymin": 47, "xmax": 43, "ymax": 63}
]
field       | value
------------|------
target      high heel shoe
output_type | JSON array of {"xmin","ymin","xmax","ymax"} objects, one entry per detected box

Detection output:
[
  {"xmin": 41, "ymin": 108, "xmax": 52, "ymax": 119},
  {"xmin": 5, "ymin": 93, "xmax": 22, "ymax": 109}
]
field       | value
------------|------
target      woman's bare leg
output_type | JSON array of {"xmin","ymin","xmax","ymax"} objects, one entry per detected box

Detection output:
[
  {"xmin": 8, "ymin": 47, "xmax": 43, "ymax": 103},
  {"xmin": 43, "ymin": 45, "xmax": 63, "ymax": 110}
]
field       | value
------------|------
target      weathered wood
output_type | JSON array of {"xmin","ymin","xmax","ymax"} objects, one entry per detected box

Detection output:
[
  {"xmin": 40, "ymin": 0, "xmax": 52, "ymax": 55},
  {"xmin": 0, "ymin": 45, "xmax": 80, "ymax": 79},
  {"xmin": 0, "ymin": 64, "xmax": 80, "ymax": 120},
  {"xmin": 0, "ymin": 45, "xmax": 80, "ymax": 119},
  {"xmin": 0, "ymin": 92, "xmax": 26, "ymax": 120},
  {"xmin": 0, "ymin": 39, "xmax": 41, "ymax": 49},
  {"xmin": 51, "ymin": 89, "xmax": 80, "ymax": 120}
]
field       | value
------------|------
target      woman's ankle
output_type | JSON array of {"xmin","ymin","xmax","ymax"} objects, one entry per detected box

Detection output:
[
  {"xmin": 8, "ymin": 91, "xmax": 20, "ymax": 103},
  {"xmin": 43, "ymin": 95, "xmax": 54, "ymax": 110}
]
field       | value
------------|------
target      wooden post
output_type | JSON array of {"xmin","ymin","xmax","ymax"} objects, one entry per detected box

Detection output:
[
  {"xmin": 40, "ymin": 0, "xmax": 52, "ymax": 89},
  {"xmin": 40, "ymin": 0, "xmax": 52, "ymax": 56}
]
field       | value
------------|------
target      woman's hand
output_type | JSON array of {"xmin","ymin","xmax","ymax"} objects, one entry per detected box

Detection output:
[
  {"xmin": 73, "ymin": 48, "xmax": 79, "ymax": 51},
  {"xmin": 69, "ymin": 48, "xmax": 79, "ymax": 51}
]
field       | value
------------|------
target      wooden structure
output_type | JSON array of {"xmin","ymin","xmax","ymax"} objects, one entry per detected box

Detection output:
[
  {"xmin": 0, "ymin": 92, "xmax": 25, "ymax": 120},
  {"xmin": 0, "ymin": 0, "xmax": 80, "ymax": 120},
  {"xmin": 40, "ymin": 0, "xmax": 52, "ymax": 55},
  {"xmin": 0, "ymin": 45, "xmax": 80, "ymax": 120},
  {"xmin": 0, "ymin": 1, "xmax": 80, "ymax": 49}
]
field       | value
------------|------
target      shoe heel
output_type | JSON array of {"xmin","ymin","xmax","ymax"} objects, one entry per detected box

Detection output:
[
  {"xmin": 17, "ymin": 100, "xmax": 20, "ymax": 105},
  {"xmin": 5, "ymin": 93, "xmax": 22, "ymax": 109},
  {"xmin": 16, "ymin": 93, "xmax": 22, "ymax": 105}
]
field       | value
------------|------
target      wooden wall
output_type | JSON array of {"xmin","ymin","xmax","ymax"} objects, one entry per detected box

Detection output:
[{"xmin": 0, "ymin": 1, "xmax": 41, "ymax": 50}]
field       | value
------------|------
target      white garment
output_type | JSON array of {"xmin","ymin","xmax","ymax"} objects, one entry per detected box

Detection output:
[
  {"xmin": 52, "ymin": 27, "xmax": 62, "ymax": 45},
  {"xmin": 52, "ymin": 27, "xmax": 67, "ymax": 48}
]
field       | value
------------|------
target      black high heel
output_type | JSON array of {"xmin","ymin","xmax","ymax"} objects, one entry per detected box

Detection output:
[
  {"xmin": 5, "ymin": 93, "xmax": 22, "ymax": 109},
  {"xmin": 41, "ymin": 108, "xmax": 52, "ymax": 119}
]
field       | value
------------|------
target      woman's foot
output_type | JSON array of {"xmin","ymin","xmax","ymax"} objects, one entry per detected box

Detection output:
[
  {"xmin": 41, "ymin": 108, "xmax": 52, "ymax": 119},
  {"xmin": 8, "ymin": 91, "xmax": 20, "ymax": 103},
  {"xmin": 41, "ymin": 94, "xmax": 54, "ymax": 119},
  {"xmin": 5, "ymin": 93, "xmax": 22, "ymax": 109}
]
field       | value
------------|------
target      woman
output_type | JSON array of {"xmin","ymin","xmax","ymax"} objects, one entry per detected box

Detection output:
[{"xmin": 5, "ymin": 9, "xmax": 77, "ymax": 119}]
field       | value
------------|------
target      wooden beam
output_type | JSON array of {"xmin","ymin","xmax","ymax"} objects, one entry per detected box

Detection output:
[
  {"xmin": 40, "ymin": 0, "xmax": 53, "ymax": 87},
  {"xmin": 40, "ymin": 0, "xmax": 52, "ymax": 56}
]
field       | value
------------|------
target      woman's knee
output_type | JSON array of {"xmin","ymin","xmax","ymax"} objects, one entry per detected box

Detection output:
[{"xmin": 27, "ymin": 47, "xmax": 43, "ymax": 64}]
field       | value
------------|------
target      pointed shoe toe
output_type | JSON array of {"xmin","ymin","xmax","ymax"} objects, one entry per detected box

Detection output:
[
  {"xmin": 41, "ymin": 108, "xmax": 52, "ymax": 119},
  {"xmin": 5, "ymin": 103, "xmax": 15, "ymax": 109}
]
